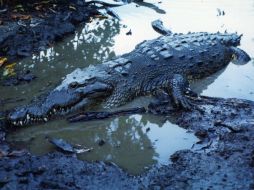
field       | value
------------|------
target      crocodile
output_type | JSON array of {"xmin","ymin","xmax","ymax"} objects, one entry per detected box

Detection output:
[{"xmin": 7, "ymin": 28, "xmax": 251, "ymax": 126}]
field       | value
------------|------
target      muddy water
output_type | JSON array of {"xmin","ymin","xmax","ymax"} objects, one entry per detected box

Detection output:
[{"xmin": 3, "ymin": 0, "xmax": 254, "ymax": 174}]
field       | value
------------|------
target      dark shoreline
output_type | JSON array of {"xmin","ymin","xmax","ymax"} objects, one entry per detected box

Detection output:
[
  {"xmin": 1, "ymin": 97, "xmax": 254, "ymax": 189},
  {"xmin": 0, "ymin": 0, "xmax": 102, "ymax": 86},
  {"xmin": 0, "ymin": 0, "xmax": 99, "ymax": 62}
]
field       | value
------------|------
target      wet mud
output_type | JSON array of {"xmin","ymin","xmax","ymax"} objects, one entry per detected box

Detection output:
[
  {"xmin": 1, "ymin": 96, "xmax": 253, "ymax": 189},
  {"xmin": 0, "ymin": 0, "xmax": 99, "ymax": 62},
  {"xmin": 0, "ymin": 0, "xmax": 102, "ymax": 87}
]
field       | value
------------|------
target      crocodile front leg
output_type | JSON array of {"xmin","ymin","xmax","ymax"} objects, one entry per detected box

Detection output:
[
  {"xmin": 170, "ymin": 74, "xmax": 193, "ymax": 109},
  {"xmin": 147, "ymin": 74, "xmax": 195, "ymax": 110}
]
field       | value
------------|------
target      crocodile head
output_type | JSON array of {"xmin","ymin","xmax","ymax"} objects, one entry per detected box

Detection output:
[
  {"xmin": 8, "ymin": 65, "xmax": 113, "ymax": 127},
  {"xmin": 213, "ymin": 32, "xmax": 251, "ymax": 65},
  {"xmin": 8, "ymin": 81, "xmax": 113, "ymax": 126}
]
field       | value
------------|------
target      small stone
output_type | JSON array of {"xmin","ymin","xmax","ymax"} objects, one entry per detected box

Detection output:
[
  {"xmin": 195, "ymin": 130, "xmax": 208, "ymax": 138},
  {"xmin": 98, "ymin": 139, "xmax": 106, "ymax": 146},
  {"xmin": 126, "ymin": 29, "xmax": 132, "ymax": 35},
  {"xmin": 170, "ymin": 153, "xmax": 180, "ymax": 162}
]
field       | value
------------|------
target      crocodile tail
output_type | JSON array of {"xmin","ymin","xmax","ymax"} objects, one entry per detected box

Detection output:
[
  {"xmin": 151, "ymin": 19, "xmax": 172, "ymax": 36},
  {"xmin": 231, "ymin": 47, "xmax": 251, "ymax": 65}
]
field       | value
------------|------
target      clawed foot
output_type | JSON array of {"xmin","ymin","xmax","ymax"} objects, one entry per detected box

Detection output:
[
  {"xmin": 185, "ymin": 87, "xmax": 199, "ymax": 98},
  {"xmin": 173, "ymin": 90, "xmax": 203, "ymax": 112},
  {"xmin": 175, "ymin": 95, "xmax": 206, "ymax": 114},
  {"xmin": 173, "ymin": 95, "xmax": 193, "ymax": 110},
  {"xmin": 148, "ymin": 100, "xmax": 174, "ymax": 114},
  {"xmin": 148, "ymin": 94, "xmax": 203, "ymax": 114}
]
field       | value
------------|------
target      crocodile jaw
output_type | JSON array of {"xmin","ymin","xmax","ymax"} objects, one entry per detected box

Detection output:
[{"xmin": 8, "ymin": 90, "xmax": 88, "ymax": 127}]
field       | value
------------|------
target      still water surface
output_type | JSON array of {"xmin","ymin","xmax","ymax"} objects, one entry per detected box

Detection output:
[{"xmin": 3, "ymin": 0, "xmax": 254, "ymax": 174}]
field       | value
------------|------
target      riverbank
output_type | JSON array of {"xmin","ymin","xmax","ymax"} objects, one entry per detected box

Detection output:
[
  {"xmin": 1, "ymin": 97, "xmax": 253, "ymax": 189},
  {"xmin": 0, "ymin": 1, "xmax": 104, "ymax": 62},
  {"xmin": 0, "ymin": 0, "xmax": 103, "ymax": 86}
]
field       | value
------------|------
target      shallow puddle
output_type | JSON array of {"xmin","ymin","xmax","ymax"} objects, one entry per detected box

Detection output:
[
  {"xmin": 8, "ymin": 114, "xmax": 197, "ymax": 174},
  {"xmin": 3, "ymin": 0, "xmax": 254, "ymax": 174}
]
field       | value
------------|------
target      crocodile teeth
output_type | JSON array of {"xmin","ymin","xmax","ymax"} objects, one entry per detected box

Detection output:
[
  {"xmin": 44, "ymin": 117, "xmax": 48, "ymax": 122},
  {"xmin": 13, "ymin": 121, "xmax": 17, "ymax": 125},
  {"xmin": 26, "ymin": 114, "xmax": 30, "ymax": 120},
  {"xmin": 20, "ymin": 121, "xmax": 23, "ymax": 126}
]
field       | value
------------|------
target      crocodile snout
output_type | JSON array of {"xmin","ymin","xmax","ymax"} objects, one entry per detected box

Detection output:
[{"xmin": 8, "ymin": 107, "xmax": 28, "ymax": 126}]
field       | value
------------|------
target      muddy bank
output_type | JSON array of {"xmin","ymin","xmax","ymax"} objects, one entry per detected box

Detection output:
[
  {"xmin": 0, "ymin": 0, "xmax": 126, "ymax": 86},
  {"xmin": 0, "ymin": 0, "xmax": 106, "ymax": 62},
  {"xmin": 0, "ymin": 152, "xmax": 139, "ymax": 189},
  {"xmin": 143, "ymin": 97, "xmax": 254, "ymax": 189},
  {"xmin": 1, "ymin": 96, "xmax": 254, "ymax": 189}
]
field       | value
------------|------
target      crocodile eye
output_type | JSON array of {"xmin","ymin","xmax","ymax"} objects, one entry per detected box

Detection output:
[
  {"xmin": 69, "ymin": 82, "xmax": 79, "ymax": 88},
  {"xmin": 231, "ymin": 54, "xmax": 237, "ymax": 61}
]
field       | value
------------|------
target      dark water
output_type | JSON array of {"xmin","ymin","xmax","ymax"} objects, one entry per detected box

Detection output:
[{"xmin": 3, "ymin": 0, "xmax": 254, "ymax": 174}]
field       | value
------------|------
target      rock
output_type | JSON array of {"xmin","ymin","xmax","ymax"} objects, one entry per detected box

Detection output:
[{"xmin": 98, "ymin": 139, "xmax": 106, "ymax": 146}]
